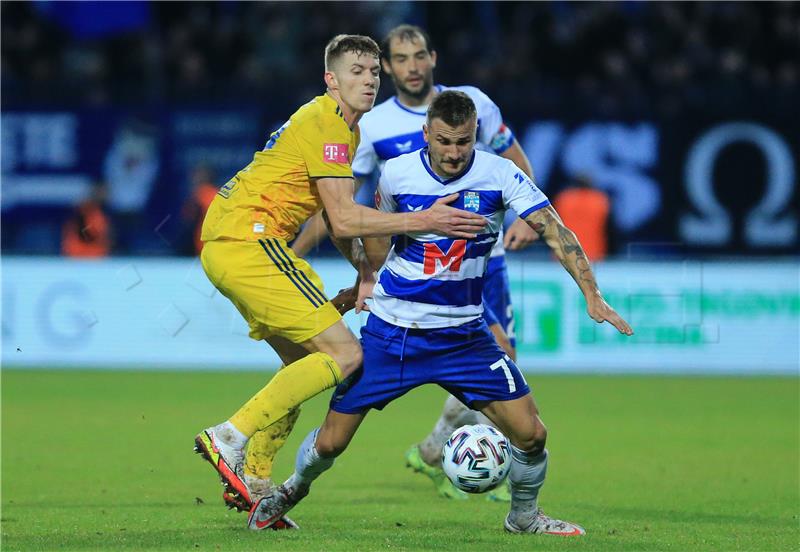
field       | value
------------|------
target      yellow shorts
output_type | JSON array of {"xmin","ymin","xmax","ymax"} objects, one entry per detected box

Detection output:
[{"xmin": 201, "ymin": 238, "xmax": 341, "ymax": 343}]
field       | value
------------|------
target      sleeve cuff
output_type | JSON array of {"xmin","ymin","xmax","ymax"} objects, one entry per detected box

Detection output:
[
  {"xmin": 490, "ymin": 129, "xmax": 516, "ymax": 154},
  {"xmin": 518, "ymin": 199, "xmax": 550, "ymax": 219},
  {"xmin": 492, "ymin": 137, "xmax": 515, "ymax": 154}
]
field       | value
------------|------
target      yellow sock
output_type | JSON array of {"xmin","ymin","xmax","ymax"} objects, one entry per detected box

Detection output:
[
  {"xmin": 230, "ymin": 352, "xmax": 342, "ymax": 437},
  {"xmin": 243, "ymin": 364, "xmax": 296, "ymax": 480},
  {"xmin": 244, "ymin": 407, "xmax": 301, "ymax": 480}
]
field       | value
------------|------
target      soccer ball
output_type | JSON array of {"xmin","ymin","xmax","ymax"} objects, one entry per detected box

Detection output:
[{"xmin": 441, "ymin": 424, "xmax": 512, "ymax": 493}]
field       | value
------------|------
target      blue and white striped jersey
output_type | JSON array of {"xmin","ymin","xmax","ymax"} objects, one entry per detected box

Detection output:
[
  {"xmin": 352, "ymin": 85, "xmax": 514, "ymax": 176},
  {"xmin": 370, "ymin": 148, "xmax": 549, "ymax": 329},
  {"xmin": 353, "ymin": 84, "xmax": 517, "ymax": 258}
]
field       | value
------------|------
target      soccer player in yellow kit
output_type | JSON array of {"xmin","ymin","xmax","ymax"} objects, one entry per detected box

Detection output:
[{"xmin": 192, "ymin": 34, "xmax": 487, "ymax": 526}]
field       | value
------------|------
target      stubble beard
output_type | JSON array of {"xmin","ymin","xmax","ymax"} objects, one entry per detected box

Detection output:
[{"xmin": 396, "ymin": 75, "xmax": 433, "ymax": 103}]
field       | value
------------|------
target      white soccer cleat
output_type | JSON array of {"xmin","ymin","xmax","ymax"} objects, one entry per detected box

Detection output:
[
  {"xmin": 504, "ymin": 509, "xmax": 586, "ymax": 536},
  {"xmin": 245, "ymin": 475, "xmax": 274, "ymax": 503},
  {"xmin": 220, "ymin": 474, "xmax": 300, "ymax": 528},
  {"xmin": 247, "ymin": 484, "xmax": 308, "ymax": 531},
  {"xmin": 193, "ymin": 426, "xmax": 250, "ymax": 507}
]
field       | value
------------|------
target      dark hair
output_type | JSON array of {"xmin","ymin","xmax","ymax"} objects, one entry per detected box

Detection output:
[
  {"xmin": 380, "ymin": 24, "xmax": 433, "ymax": 61},
  {"xmin": 325, "ymin": 34, "xmax": 380, "ymax": 71},
  {"xmin": 427, "ymin": 90, "xmax": 477, "ymax": 127}
]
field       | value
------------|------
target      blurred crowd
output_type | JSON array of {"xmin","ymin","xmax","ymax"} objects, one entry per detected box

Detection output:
[
  {"xmin": 56, "ymin": 164, "xmax": 218, "ymax": 258},
  {"xmin": 2, "ymin": 2, "xmax": 798, "ymax": 118},
  {"xmin": 2, "ymin": 2, "xmax": 798, "ymax": 258}
]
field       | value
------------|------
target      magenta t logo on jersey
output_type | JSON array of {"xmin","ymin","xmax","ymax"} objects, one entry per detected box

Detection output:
[{"xmin": 323, "ymin": 143, "xmax": 349, "ymax": 163}]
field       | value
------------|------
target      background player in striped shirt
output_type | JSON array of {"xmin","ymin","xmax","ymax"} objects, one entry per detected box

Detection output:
[
  {"xmin": 192, "ymin": 35, "xmax": 487, "ymax": 526},
  {"xmin": 247, "ymin": 90, "xmax": 633, "ymax": 535}
]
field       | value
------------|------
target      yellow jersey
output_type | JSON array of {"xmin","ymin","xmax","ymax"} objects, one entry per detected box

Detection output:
[{"xmin": 201, "ymin": 93, "xmax": 360, "ymax": 242}]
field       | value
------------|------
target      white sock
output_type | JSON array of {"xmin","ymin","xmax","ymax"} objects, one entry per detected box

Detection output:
[
  {"xmin": 419, "ymin": 395, "xmax": 502, "ymax": 466},
  {"xmin": 214, "ymin": 421, "xmax": 248, "ymax": 450},
  {"xmin": 508, "ymin": 447, "xmax": 548, "ymax": 523},
  {"xmin": 419, "ymin": 395, "xmax": 476, "ymax": 465},
  {"xmin": 285, "ymin": 428, "xmax": 334, "ymax": 493}
]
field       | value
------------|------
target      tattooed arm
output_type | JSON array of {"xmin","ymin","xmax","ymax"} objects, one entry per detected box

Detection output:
[{"xmin": 525, "ymin": 205, "xmax": 633, "ymax": 335}]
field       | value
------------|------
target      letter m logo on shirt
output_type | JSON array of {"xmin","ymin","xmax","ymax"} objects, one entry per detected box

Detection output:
[{"xmin": 423, "ymin": 240, "xmax": 466, "ymax": 274}]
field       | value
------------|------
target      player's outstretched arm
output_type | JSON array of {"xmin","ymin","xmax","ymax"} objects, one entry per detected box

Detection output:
[
  {"xmin": 525, "ymin": 205, "xmax": 634, "ymax": 336},
  {"xmin": 316, "ymin": 177, "xmax": 486, "ymax": 239},
  {"xmin": 291, "ymin": 178, "xmax": 369, "ymax": 257}
]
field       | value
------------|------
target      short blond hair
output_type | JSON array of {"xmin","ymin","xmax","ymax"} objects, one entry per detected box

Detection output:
[{"xmin": 324, "ymin": 34, "xmax": 380, "ymax": 71}]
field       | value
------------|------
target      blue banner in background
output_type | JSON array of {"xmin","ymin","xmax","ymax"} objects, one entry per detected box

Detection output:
[
  {"xmin": 1, "ymin": 108, "xmax": 267, "ymax": 254},
  {"xmin": 1, "ymin": 108, "xmax": 798, "ymax": 256},
  {"xmin": 167, "ymin": 109, "xmax": 263, "ymax": 198}
]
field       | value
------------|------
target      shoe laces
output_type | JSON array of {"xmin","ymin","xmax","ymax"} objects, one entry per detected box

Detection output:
[
  {"xmin": 245, "ymin": 477, "xmax": 274, "ymax": 502},
  {"xmin": 280, "ymin": 483, "xmax": 309, "ymax": 506},
  {"xmin": 535, "ymin": 510, "xmax": 569, "ymax": 532}
]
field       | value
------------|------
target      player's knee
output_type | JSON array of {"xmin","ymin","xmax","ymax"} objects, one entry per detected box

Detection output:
[
  {"xmin": 534, "ymin": 420, "xmax": 548, "ymax": 449},
  {"xmin": 314, "ymin": 431, "xmax": 349, "ymax": 458},
  {"xmin": 530, "ymin": 419, "xmax": 548, "ymax": 453},
  {"xmin": 514, "ymin": 419, "xmax": 547, "ymax": 454}
]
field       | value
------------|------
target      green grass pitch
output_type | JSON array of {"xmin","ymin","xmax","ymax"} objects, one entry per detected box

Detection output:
[{"xmin": 2, "ymin": 370, "xmax": 798, "ymax": 551}]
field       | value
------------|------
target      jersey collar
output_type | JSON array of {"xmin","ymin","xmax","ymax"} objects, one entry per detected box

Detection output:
[
  {"xmin": 419, "ymin": 147, "xmax": 476, "ymax": 185},
  {"xmin": 392, "ymin": 84, "xmax": 445, "ymax": 116},
  {"xmin": 322, "ymin": 92, "xmax": 357, "ymax": 131}
]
